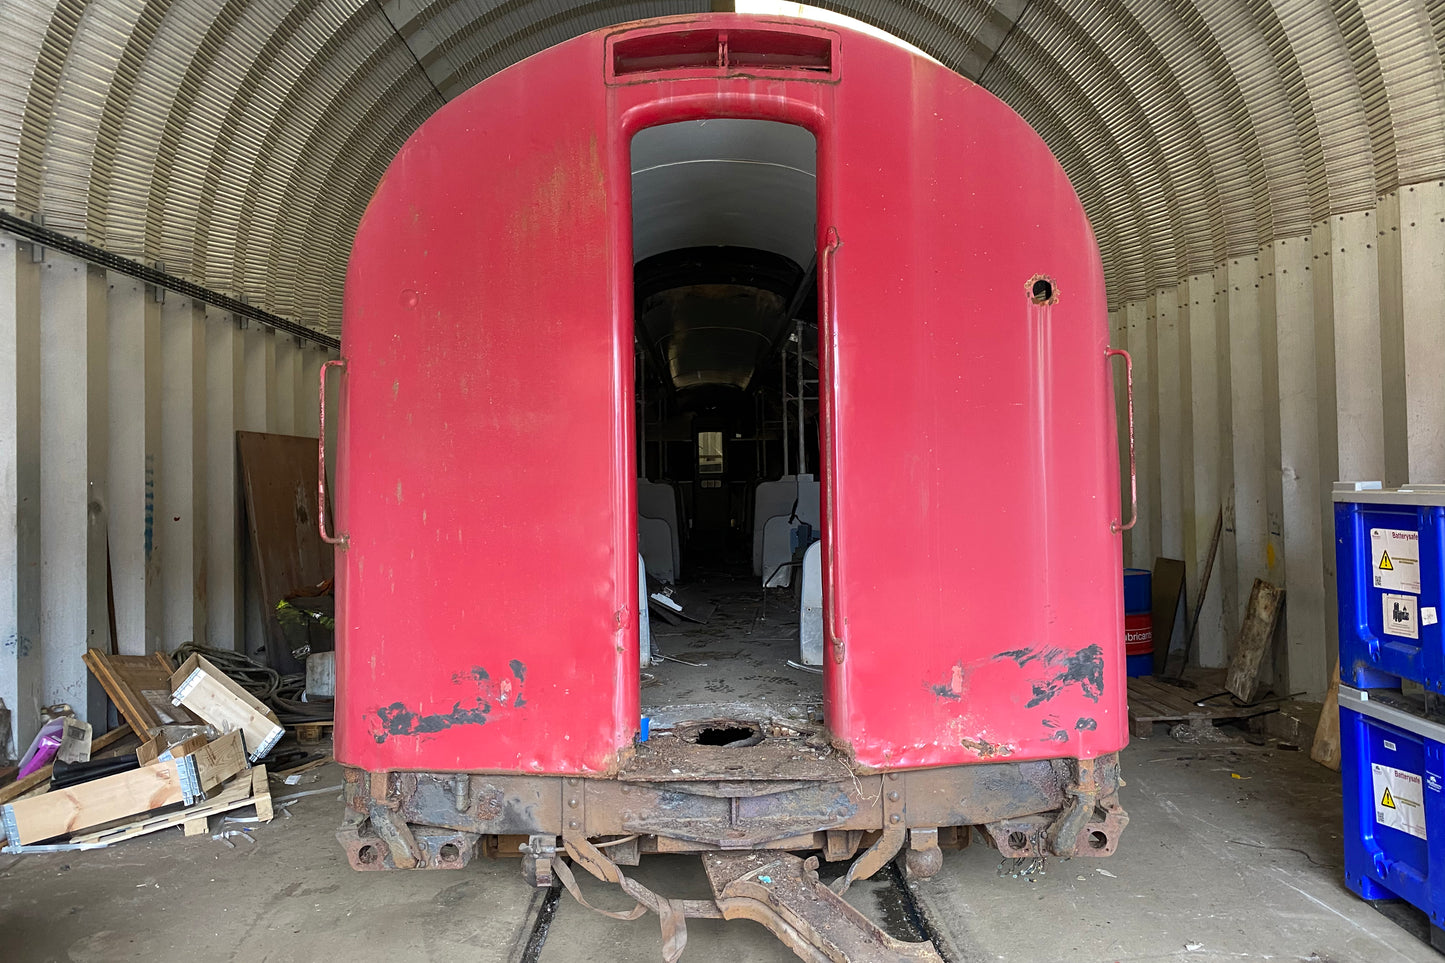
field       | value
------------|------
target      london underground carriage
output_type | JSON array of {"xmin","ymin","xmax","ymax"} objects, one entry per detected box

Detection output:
[{"xmin": 330, "ymin": 9, "xmax": 1130, "ymax": 952}]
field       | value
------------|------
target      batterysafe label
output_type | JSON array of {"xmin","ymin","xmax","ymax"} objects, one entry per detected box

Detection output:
[
  {"xmin": 1383, "ymin": 593, "xmax": 1420, "ymax": 640},
  {"xmin": 1373, "ymin": 763, "xmax": 1427, "ymax": 839},
  {"xmin": 1372, "ymin": 528, "xmax": 1421, "ymax": 594}
]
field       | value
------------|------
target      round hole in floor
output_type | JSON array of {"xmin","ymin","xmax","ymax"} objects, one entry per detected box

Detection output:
[{"xmin": 680, "ymin": 721, "xmax": 764, "ymax": 748}]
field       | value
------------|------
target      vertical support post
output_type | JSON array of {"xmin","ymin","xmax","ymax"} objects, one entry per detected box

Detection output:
[
  {"xmin": 1213, "ymin": 267, "xmax": 1238, "ymax": 660},
  {"xmin": 0, "ymin": 236, "xmax": 42, "ymax": 755},
  {"xmin": 1401, "ymin": 181, "xmax": 1445, "ymax": 482},
  {"xmin": 1273, "ymin": 235, "xmax": 1329, "ymax": 697},
  {"xmin": 160, "ymin": 297, "xmax": 207, "ymax": 650},
  {"xmin": 107, "ymin": 275, "xmax": 163, "ymax": 655},
  {"xmin": 243, "ymin": 324, "xmax": 277, "ymax": 433},
  {"xmin": 38, "ymin": 252, "xmax": 108, "ymax": 724},
  {"xmin": 1226, "ymin": 255, "xmax": 1269, "ymax": 630},
  {"xmin": 1187, "ymin": 273, "xmax": 1226, "ymax": 666},
  {"xmin": 1312, "ymin": 219, "xmax": 1341, "ymax": 679},
  {"xmin": 274, "ymin": 335, "xmax": 299, "ymax": 436},
  {"xmin": 1154, "ymin": 287, "xmax": 1184, "ymax": 560},
  {"xmin": 207, "ymin": 310, "xmax": 243, "ymax": 650},
  {"xmin": 1332, "ymin": 210, "xmax": 1387, "ymax": 484},
  {"xmin": 1375, "ymin": 192, "xmax": 1409, "ymax": 486}
]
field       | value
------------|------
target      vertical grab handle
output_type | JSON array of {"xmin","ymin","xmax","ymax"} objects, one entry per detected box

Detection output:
[
  {"xmin": 319, "ymin": 358, "xmax": 348, "ymax": 547},
  {"xmin": 818, "ymin": 227, "xmax": 849, "ymax": 664},
  {"xmin": 1106, "ymin": 348, "xmax": 1136, "ymax": 533}
]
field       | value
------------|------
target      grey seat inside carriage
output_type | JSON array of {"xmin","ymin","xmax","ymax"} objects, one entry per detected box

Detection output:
[
  {"xmin": 753, "ymin": 474, "xmax": 820, "ymax": 584},
  {"xmin": 638, "ymin": 478, "xmax": 682, "ymax": 582}
]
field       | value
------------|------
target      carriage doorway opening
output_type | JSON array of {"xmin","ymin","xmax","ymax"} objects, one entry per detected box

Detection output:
[{"xmin": 630, "ymin": 119, "xmax": 824, "ymax": 733}]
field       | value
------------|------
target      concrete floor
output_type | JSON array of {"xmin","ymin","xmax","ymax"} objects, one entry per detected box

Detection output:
[{"xmin": 2, "ymin": 729, "xmax": 1437, "ymax": 963}]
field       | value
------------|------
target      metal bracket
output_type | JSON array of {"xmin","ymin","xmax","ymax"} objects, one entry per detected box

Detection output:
[
  {"xmin": 170, "ymin": 668, "xmax": 203, "ymax": 704},
  {"xmin": 4, "ymin": 840, "xmax": 111, "ymax": 853},
  {"xmin": 175, "ymin": 754, "xmax": 204, "ymax": 806},
  {"xmin": 251, "ymin": 727, "xmax": 282, "ymax": 762},
  {"xmin": 521, "ymin": 833, "xmax": 558, "ymax": 888},
  {"xmin": 2, "ymin": 804, "xmax": 19, "ymax": 843},
  {"xmin": 832, "ymin": 773, "xmax": 905, "ymax": 895}
]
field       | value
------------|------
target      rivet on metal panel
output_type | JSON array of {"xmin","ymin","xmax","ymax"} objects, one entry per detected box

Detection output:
[
  {"xmin": 887, "ymin": 772, "xmax": 899, "ymax": 781},
  {"xmin": 887, "ymin": 791, "xmax": 899, "ymax": 802},
  {"xmin": 569, "ymin": 820, "xmax": 579, "ymax": 830},
  {"xmin": 890, "ymin": 814, "xmax": 901, "ymax": 824},
  {"xmin": 568, "ymin": 798, "xmax": 579, "ymax": 809}
]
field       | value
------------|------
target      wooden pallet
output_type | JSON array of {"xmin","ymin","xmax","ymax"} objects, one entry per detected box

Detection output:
[
  {"xmin": 1127, "ymin": 676, "xmax": 1263, "ymax": 738},
  {"xmin": 71, "ymin": 765, "xmax": 272, "ymax": 846},
  {"xmin": 292, "ymin": 720, "xmax": 335, "ymax": 744}
]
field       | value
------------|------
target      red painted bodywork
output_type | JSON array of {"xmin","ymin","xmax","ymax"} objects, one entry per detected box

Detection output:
[{"xmin": 335, "ymin": 14, "xmax": 1126, "ymax": 775}]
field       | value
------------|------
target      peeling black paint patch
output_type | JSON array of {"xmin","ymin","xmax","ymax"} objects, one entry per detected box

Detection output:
[
  {"xmin": 1050, "ymin": 729, "xmax": 1069, "ymax": 742},
  {"xmin": 996, "ymin": 648, "xmax": 1039, "ymax": 666},
  {"xmin": 373, "ymin": 700, "xmax": 494, "ymax": 742},
  {"xmin": 1041, "ymin": 717, "xmax": 1060, "ymax": 729},
  {"xmin": 1025, "ymin": 644, "xmax": 1105, "ymax": 708},
  {"xmin": 1075, "ymin": 717, "xmax": 1098, "ymax": 731},
  {"xmin": 930, "ymin": 684, "xmax": 961, "ymax": 701},
  {"xmin": 374, "ymin": 661, "xmax": 526, "ymax": 743}
]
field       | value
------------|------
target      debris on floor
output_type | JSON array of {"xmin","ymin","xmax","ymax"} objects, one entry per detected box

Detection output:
[
  {"xmin": 1170, "ymin": 722, "xmax": 1235, "ymax": 744},
  {"xmin": 0, "ymin": 644, "xmax": 334, "ymax": 854}
]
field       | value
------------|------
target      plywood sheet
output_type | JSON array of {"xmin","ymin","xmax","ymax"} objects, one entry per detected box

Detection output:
[
  {"xmin": 237, "ymin": 431, "xmax": 333, "ymax": 673},
  {"xmin": 1150, "ymin": 558, "xmax": 1187, "ymax": 674}
]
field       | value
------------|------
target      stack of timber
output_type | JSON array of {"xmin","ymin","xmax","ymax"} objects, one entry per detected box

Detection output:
[{"xmin": 0, "ymin": 648, "xmax": 291, "ymax": 852}]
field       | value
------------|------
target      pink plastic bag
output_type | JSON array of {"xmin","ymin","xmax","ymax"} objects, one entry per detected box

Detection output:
[{"xmin": 17, "ymin": 717, "xmax": 66, "ymax": 779}]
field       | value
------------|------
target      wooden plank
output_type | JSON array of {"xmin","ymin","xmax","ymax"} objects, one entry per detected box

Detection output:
[
  {"xmin": 0, "ymin": 723, "xmax": 133, "ymax": 806},
  {"xmin": 72, "ymin": 768, "xmax": 270, "ymax": 846},
  {"xmin": 3, "ymin": 758, "xmax": 187, "ymax": 844},
  {"xmin": 170, "ymin": 654, "xmax": 284, "ymax": 760},
  {"xmin": 1225, "ymin": 579, "xmax": 1286, "ymax": 704},
  {"xmin": 238, "ymin": 431, "xmax": 333, "ymax": 676},
  {"xmin": 1150, "ymin": 558, "xmax": 1187, "ymax": 674},
  {"xmin": 82, "ymin": 650, "xmax": 199, "ymax": 736},
  {"xmin": 251, "ymin": 765, "xmax": 273, "ymax": 822},
  {"xmin": 1311, "ymin": 658, "xmax": 1342, "ymax": 772}
]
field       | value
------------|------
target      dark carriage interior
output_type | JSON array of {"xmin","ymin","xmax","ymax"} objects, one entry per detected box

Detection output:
[{"xmin": 630, "ymin": 119, "xmax": 825, "ymax": 729}]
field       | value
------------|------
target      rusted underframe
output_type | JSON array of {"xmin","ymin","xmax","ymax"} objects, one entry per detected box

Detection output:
[
  {"xmin": 338, "ymin": 754, "xmax": 1126, "ymax": 959},
  {"xmin": 338, "ymin": 752, "xmax": 1125, "ymax": 870}
]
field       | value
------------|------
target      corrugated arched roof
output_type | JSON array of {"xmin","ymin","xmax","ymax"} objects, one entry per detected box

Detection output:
[{"xmin": 2, "ymin": 0, "xmax": 1443, "ymax": 333}]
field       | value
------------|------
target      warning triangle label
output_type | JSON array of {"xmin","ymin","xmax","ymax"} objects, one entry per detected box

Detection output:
[
  {"xmin": 1382, "ymin": 788, "xmax": 1397, "ymax": 809},
  {"xmin": 1380, "ymin": 551, "xmax": 1395, "ymax": 571}
]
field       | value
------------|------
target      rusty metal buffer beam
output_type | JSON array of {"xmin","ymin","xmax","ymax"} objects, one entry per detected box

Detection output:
[{"xmin": 336, "ymin": 752, "xmax": 1126, "ymax": 871}]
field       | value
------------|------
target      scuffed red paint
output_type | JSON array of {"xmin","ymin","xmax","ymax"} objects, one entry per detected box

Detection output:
[{"xmin": 334, "ymin": 14, "xmax": 1127, "ymax": 776}]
